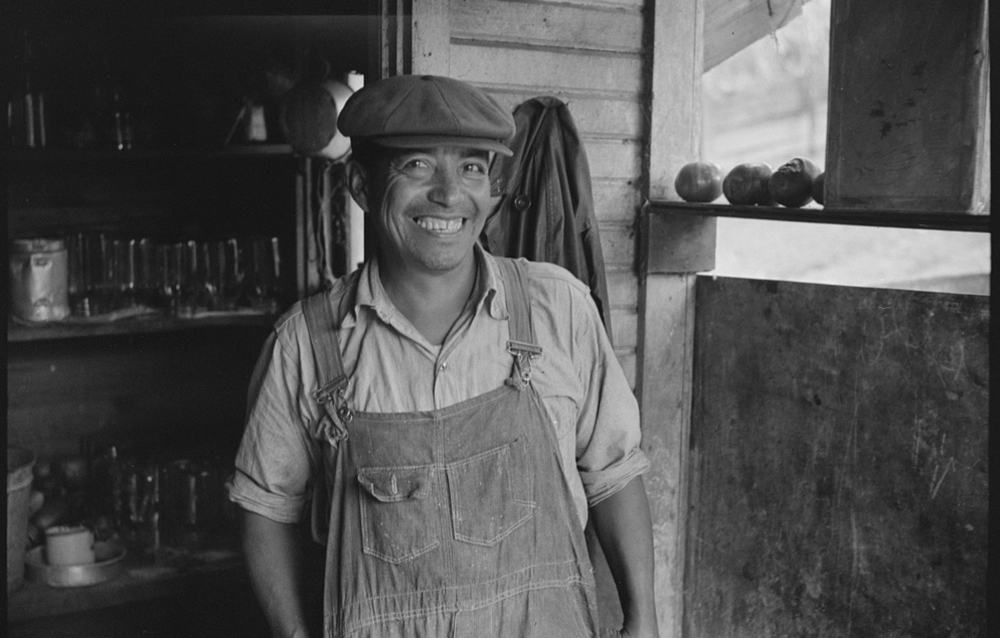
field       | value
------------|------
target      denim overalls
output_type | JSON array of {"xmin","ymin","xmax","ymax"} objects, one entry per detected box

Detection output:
[{"xmin": 302, "ymin": 257, "xmax": 599, "ymax": 637}]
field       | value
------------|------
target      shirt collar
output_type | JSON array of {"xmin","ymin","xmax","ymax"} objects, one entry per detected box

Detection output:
[
  {"xmin": 473, "ymin": 243, "xmax": 507, "ymax": 321},
  {"xmin": 352, "ymin": 243, "xmax": 508, "ymax": 324},
  {"xmin": 353, "ymin": 258, "xmax": 393, "ymax": 324}
]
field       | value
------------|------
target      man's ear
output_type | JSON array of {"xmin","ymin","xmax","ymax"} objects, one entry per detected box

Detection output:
[{"xmin": 346, "ymin": 159, "xmax": 371, "ymax": 212}]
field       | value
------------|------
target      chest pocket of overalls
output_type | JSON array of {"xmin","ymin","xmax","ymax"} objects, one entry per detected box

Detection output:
[
  {"xmin": 357, "ymin": 466, "xmax": 440, "ymax": 564},
  {"xmin": 446, "ymin": 439, "xmax": 536, "ymax": 546},
  {"xmin": 357, "ymin": 438, "xmax": 536, "ymax": 562}
]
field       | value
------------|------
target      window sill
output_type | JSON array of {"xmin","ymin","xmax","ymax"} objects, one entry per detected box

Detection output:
[{"xmin": 646, "ymin": 201, "xmax": 990, "ymax": 233}]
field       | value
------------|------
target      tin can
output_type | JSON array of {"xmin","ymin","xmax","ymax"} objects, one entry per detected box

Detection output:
[{"xmin": 9, "ymin": 238, "xmax": 70, "ymax": 322}]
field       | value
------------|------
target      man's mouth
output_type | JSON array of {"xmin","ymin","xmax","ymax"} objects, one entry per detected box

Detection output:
[{"xmin": 414, "ymin": 216, "xmax": 465, "ymax": 234}]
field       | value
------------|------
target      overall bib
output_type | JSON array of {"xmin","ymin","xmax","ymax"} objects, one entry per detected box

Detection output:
[{"xmin": 303, "ymin": 258, "xmax": 599, "ymax": 638}]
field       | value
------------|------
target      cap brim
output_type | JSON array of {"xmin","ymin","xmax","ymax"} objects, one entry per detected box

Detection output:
[{"xmin": 370, "ymin": 135, "xmax": 513, "ymax": 157}]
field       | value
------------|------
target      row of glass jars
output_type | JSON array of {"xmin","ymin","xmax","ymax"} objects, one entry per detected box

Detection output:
[{"xmin": 66, "ymin": 233, "xmax": 283, "ymax": 318}]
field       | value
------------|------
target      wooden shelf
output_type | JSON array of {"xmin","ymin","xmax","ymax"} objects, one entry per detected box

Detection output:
[
  {"xmin": 7, "ymin": 543, "xmax": 244, "ymax": 624},
  {"xmin": 646, "ymin": 200, "xmax": 992, "ymax": 233},
  {"xmin": 7, "ymin": 145, "xmax": 296, "ymax": 163},
  {"xmin": 8, "ymin": 311, "xmax": 278, "ymax": 343}
]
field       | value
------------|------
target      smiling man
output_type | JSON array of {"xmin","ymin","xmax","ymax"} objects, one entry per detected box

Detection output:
[{"xmin": 228, "ymin": 75, "xmax": 658, "ymax": 638}]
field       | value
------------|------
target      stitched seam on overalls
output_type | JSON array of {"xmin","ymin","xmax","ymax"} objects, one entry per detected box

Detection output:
[
  {"xmin": 353, "ymin": 440, "xmax": 521, "ymax": 473},
  {"xmin": 334, "ymin": 573, "xmax": 592, "ymax": 637},
  {"xmin": 342, "ymin": 558, "xmax": 585, "ymax": 604},
  {"xmin": 357, "ymin": 538, "xmax": 441, "ymax": 565},
  {"xmin": 348, "ymin": 383, "xmax": 513, "ymax": 422}
]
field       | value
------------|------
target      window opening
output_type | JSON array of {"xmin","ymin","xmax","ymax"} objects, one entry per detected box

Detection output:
[{"xmin": 701, "ymin": 0, "xmax": 989, "ymax": 296}]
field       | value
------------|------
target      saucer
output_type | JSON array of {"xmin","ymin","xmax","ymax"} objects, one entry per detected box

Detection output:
[{"xmin": 24, "ymin": 541, "xmax": 126, "ymax": 587}]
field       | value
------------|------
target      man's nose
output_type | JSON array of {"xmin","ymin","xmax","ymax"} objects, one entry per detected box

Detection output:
[{"xmin": 427, "ymin": 168, "xmax": 463, "ymax": 207}]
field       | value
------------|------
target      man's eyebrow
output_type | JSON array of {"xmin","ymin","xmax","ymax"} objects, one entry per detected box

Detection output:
[
  {"xmin": 388, "ymin": 147, "xmax": 490, "ymax": 163},
  {"xmin": 458, "ymin": 149, "xmax": 491, "ymax": 161},
  {"xmin": 404, "ymin": 147, "xmax": 489, "ymax": 156},
  {"xmin": 390, "ymin": 148, "xmax": 432, "ymax": 159}
]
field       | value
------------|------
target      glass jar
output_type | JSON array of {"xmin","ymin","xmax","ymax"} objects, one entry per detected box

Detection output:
[{"xmin": 9, "ymin": 238, "xmax": 70, "ymax": 322}]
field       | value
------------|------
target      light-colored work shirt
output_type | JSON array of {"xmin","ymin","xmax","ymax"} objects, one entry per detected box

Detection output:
[{"xmin": 228, "ymin": 245, "xmax": 649, "ymax": 528}]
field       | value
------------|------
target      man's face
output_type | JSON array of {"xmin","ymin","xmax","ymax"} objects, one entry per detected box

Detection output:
[{"xmin": 353, "ymin": 146, "xmax": 495, "ymax": 276}]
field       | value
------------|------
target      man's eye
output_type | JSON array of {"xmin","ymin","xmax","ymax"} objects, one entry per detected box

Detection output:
[
  {"xmin": 463, "ymin": 162, "xmax": 487, "ymax": 175},
  {"xmin": 403, "ymin": 159, "xmax": 431, "ymax": 170}
]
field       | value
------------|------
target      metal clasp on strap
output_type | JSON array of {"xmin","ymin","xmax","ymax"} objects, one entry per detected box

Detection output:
[
  {"xmin": 313, "ymin": 375, "xmax": 353, "ymax": 441},
  {"xmin": 506, "ymin": 340, "xmax": 543, "ymax": 390}
]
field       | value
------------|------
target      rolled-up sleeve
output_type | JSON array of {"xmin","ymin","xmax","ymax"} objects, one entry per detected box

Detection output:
[
  {"xmin": 226, "ymin": 321, "xmax": 321, "ymax": 524},
  {"xmin": 572, "ymin": 291, "xmax": 650, "ymax": 507}
]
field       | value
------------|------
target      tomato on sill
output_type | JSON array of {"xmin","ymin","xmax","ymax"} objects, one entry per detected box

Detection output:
[
  {"xmin": 811, "ymin": 171, "xmax": 826, "ymax": 206},
  {"xmin": 723, "ymin": 162, "xmax": 774, "ymax": 205},
  {"xmin": 768, "ymin": 158, "xmax": 822, "ymax": 208},
  {"xmin": 674, "ymin": 161, "xmax": 724, "ymax": 203}
]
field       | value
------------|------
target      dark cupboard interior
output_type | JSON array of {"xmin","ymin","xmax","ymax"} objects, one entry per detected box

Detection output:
[{"xmin": 6, "ymin": 3, "xmax": 372, "ymax": 634}]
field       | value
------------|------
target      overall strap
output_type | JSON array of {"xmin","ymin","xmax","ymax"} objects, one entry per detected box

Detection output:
[
  {"xmin": 494, "ymin": 257, "xmax": 543, "ymax": 390},
  {"xmin": 301, "ymin": 291, "xmax": 352, "ymax": 545},
  {"xmin": 302, "ymin": 292, "xmax": 353, "ymax": 437}
]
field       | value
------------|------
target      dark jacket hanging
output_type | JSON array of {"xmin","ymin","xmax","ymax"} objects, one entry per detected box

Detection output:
[{"xmin": 483, "ymin": 96, "xmax": 613, "ymax": 342}]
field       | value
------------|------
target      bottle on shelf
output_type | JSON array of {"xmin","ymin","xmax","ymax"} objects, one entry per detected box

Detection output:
[
  {"xmin": 112, "ymin": 89, "xmax": 134, "ymax": 151},
  {"xmin": 9, "ymin": 29, "xmax": 46, "ymax": 149}
]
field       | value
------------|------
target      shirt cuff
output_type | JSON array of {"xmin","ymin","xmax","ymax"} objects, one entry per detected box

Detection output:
[
  {"xmin": 580, "ymin": 447, "xmax": 651, "ymax": 508},
  {"xmin": 225, "ymin": 469, "xmax": 308, "ymax": 524}
]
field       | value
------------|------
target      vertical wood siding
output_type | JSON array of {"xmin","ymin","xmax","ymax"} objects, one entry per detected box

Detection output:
[{"xmin": 448, "ymin": 0, "xmax": 647, "ymax": 386}]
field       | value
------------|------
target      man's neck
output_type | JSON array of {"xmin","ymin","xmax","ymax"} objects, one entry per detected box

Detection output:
[{"xmin": 378, "ymin": 258, "xmax": 480, "ymax": 346}]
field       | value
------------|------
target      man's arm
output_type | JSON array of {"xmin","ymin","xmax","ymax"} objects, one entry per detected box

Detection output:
[
  {"xmin": 241, "ymin": 508, "xmax": 312, "ymax": 638},
  {"xmin": 589, "ymin": 476, "xmax": 659, "ymax": 638}
]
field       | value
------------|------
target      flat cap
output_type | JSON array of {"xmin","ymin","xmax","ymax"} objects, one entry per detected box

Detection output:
[{"xmin": 338, "ymin": 75, "xmax": 515, "ymax": 156}]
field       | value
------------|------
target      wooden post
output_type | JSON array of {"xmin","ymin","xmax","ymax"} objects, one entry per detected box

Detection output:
[
  {"xmin": 370, "ymin": 0, "xmax": 411, "ymax": 78},
  {"xmin": 411, "ymin": 0, "xmax": 450, "ymax": 75},
  {"xmin": 640, "ymin": 1, "xmax": 715, "ymax": 636},
  {"xmin": 295, "ymin": 156, "xmax": 314, "ymax": 298}
]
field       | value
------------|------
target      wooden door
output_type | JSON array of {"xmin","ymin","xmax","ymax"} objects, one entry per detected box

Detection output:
[{"xmin": 684, "ymin": 278, "xmax": 989, "ymax": 637}]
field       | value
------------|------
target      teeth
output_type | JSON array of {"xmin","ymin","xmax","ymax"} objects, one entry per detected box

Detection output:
[{"xmin": 415, "ymin": 217, "xmax": 463, "ymax": 233}]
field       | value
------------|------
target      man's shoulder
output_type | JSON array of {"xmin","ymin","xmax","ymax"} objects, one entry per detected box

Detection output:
[
  {"xmin": 494, "ymin": 256, "xmax": 592, "ymax": 299},
  {"xmin": 273, "ymin": 269, "xmax": 363, "ymax": 336}
]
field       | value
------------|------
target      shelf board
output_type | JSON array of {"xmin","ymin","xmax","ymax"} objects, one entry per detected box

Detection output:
[
  {"xmin": 646, "ymin": 200, "xmax": 992, "ymax": 233},
  {"xmin": 8, "ymin": 312, "xmax": 278, "ymax": 342},
  {"xmin": 7, "ymin": 543, "xmax": 244, "ymax": 624},
  {"xmin": 7, "ymin": 145, "xmax": 296, "ymax": 163}
]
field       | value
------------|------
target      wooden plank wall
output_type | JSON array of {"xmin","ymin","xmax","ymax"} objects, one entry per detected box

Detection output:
[
  {"xmin": 686, "ymin": 277, "xmax": 988, "ymax": 637},
  {"xmin": 425, "ymin": 0, "xmax": 648, "ymax": 388}
]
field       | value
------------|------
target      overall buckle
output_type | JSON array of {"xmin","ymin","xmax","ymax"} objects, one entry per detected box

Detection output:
[
  {"xmin": 313, "ymin": 376, "xmax": 353, "ymax": 440},
  {"xmin": 506, "ymin": 340, "xmax": 542, "ymax": 389}
]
